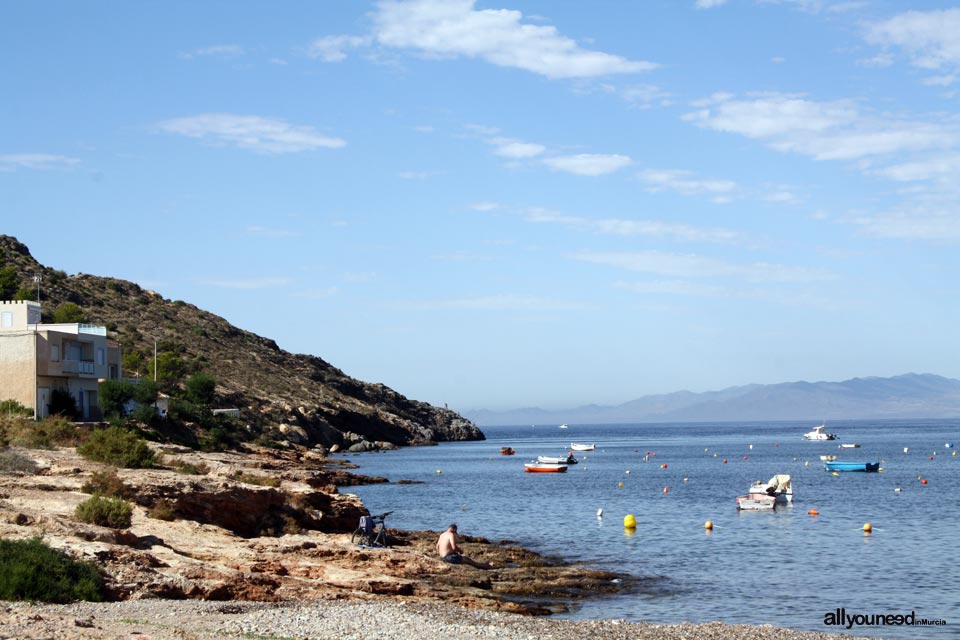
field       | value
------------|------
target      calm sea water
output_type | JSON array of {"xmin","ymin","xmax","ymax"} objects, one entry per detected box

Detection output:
[{"xmin": 344, "ymin": 420, "xmax": 959, "ymax": 638}]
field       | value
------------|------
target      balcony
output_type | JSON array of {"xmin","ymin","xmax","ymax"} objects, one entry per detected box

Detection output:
[{"xmin": 62, "ymin": 360, "xmax": 96, "ymax": 375}]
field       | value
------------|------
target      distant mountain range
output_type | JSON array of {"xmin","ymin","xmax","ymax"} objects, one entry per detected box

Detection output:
[{"xmin": 464, "ymin": 373, "xmax": 960, "ymax": 426}]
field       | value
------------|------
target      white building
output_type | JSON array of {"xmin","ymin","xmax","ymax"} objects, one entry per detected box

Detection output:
[{"xmin": 0, "ymin": 300, "xmax": 121, "ymax": 420}]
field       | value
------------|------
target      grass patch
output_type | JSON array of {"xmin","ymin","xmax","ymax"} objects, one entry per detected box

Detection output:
[
  {"xmin": 77, "ymin": 426, "xmax": 156, "ymax": 468},
  {"xmin": 168, "ymin": 458, "xmax": 210, "ymax": 475},
  {"xmin": 0, "ymin": 536, "xmax": 103, "ymax": 603},
  {"xmin": 75, "ymin": 495, "xmax": 133, "ymax": 529},
  {"xmin": 0, "ymin": 450, "xmax": 39, "ymax": 475},
  {"xmin": 3, "ymin": 415, "xmax": 84, "ymax": 449},
  {"xmin": 147, "ymin": 498, "xmax": 176, "ymax": 521},
  {"xmin": 81, "ymin": 469, "xmax": 133, "ymax": 499},
  {"xmin": 229, "ymin": 470, "xmax": 281, "ymax": 487}
]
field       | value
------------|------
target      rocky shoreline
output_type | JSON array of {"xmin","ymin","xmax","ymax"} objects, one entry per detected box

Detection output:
[{"xmin": 0, "ymin": 442, "xmax": 878, "ymax": 639}]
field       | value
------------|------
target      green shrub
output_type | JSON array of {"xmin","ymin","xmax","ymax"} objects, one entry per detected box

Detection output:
[
  {"xmin": 49, "ymin": 388, "xmax": 78, "ymax": 420},
  {"xmin": 77, "ymin": 426, "xmax": 156, "ymax": 468},
  {"xmin": 75, "ymin": 495, "xmax": 133, "ymax": 528},
  {"xmin": 5, "ymin": 416, "xmax": 81, "ymax": 449},
  {"xmin": 0, "ymin": 536, "xmax": 103, "ymax": 603},
  {"xmin": 52, "ymin": 302, "xmax": 85, "ymax": 324},
  {"xmin": 0, "ymin": 400, "xmax": 32, "ymax": 418},
  {"xmin": 99, "ymin": 380, "xmax": 134, "ymax": 418},
  {"xmin": 169, "ymin": 458, "xmax": 210, "ymax": 475},
  {"xmin": 80, "ymin": 469, "xmax": 132, "ymax": 499}
]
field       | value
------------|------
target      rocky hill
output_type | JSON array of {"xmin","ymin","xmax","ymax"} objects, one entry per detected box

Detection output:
[{"xmin": 0, "ymin": 235, "xmax": 482, "ymax": 449}]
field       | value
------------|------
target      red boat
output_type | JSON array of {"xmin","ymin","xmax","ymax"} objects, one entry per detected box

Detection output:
[{"xmin": 524, "ymin": 462, "xmax": 567, "ymax": 473}]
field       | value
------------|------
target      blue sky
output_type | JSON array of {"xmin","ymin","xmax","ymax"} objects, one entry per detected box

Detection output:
[{"xmin": 3, "ymin": 1, "xmax": 960, "ymax": 411}]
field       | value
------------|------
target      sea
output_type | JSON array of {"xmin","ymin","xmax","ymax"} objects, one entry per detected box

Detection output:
[{"xmin": 343, "ymin": 420, "xmax": 959, "ymax": 638}]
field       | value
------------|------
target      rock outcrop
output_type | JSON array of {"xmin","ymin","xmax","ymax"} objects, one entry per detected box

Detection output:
[{"xmin": 0, "ymin": 443, "xmax": 626, "ymax": 614}]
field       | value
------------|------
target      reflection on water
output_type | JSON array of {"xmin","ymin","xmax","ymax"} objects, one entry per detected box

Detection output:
[{"xmin": 346, "ymin": 420, "xmax": 959, "ymax": 638}]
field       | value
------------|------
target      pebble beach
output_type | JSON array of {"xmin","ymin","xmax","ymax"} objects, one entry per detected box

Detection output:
[{"xmin": 0, "ymin": 599, "xmax": 878, "ymax": 640}]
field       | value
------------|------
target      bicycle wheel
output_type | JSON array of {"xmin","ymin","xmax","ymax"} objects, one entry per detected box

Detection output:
[
  {"xmin": 374, "ymin": 528, "xmax": 390, "ymax": 548},
  {"xmin": 350, "ymin": 528, "xmax": 369, "ymax": 546}
]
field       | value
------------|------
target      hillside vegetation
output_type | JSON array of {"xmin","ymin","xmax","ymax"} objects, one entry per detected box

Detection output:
[{"xmin": 0, "ymin": 235, "xmax": 482, "ymax": 449}]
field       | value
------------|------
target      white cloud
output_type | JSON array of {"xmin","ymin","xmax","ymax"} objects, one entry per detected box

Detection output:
[
  {"xmin": 871, "ymin": 153, "xmax": 960, "ymax": 183},
  {"xmin": 0, "ymin": 153, "xmax": 79, "ymax": 172},
  {"xmin": 307, "ymin": 35, "xmax": 372, "ymax": 62},
  {"xmin": 854, "ymin": 208, "xmax": 960, "ymax": 241},
  {"xmin": 372, "ymin": 0, "xmax": 657, "ymax": 78},
  {"xmin": 616, "ymin": 279, "xmax": 727, "ymax": 297},
  {"xmin": 246, "ymin": 225, "xmax": 301, "ymax": 238},
  {"xmin": 180, "ymin": 44, "xmax": 245, "ymax": 60},
  {"xmin": 292, "ymin": 286, "xmax": 339, "ymax": 299},
  {"xmin": 620, "ymin": 83, "xmax": 672, "ymax": 109},
  {"xmin": 157, "ymin": 114, "xmax": 346, "ymax": 154},
  {"xmin": 470, "ymin": 201, "xmax": 500, "ymax": 211},
  {"xmin": 638, "ymin": 169, "xmax": 737, "ymax": 197},
  {"xmin": 490, "ymin": 137, "xmax": 546, "ymax": 158},
  {"xmin": 683, "ymin": 93, "xmax": 956, "ymax": 161},
  {"xmin": 425, "ymin": 294, "xmax": 578, "ymax": 311},
  {"xmin": 543, "ymin": 153, "xmax": 631, "ymax": 176},
  {"xmin": 525, "ymin": 209, "xmax": 741, "ymax": 243},
  {"xmin": 695, "ymin": 0, "xmax": 728, "ymax": 9},
  {"xmin": 398, "ymin": 169, "xmax": 439, "ymax": 179},
  {"xmin": 865, "ymin": 9, "xmax": 960, "ymax": 71},
  {"xmin": 573, "ymin": 250, "xmax": 833, "ymax": 283},
  {"xmin": 197, "ymin": 276, "xmax": 291, "ymax": 289},
  {"xmin": 921, "ymin": 74, "xmax": 957, "ymax": 87}
]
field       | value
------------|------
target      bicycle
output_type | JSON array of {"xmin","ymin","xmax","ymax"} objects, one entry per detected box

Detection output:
[{"xmin": 350, "ymin": 511, "xmax": 393, "ymax": 548}]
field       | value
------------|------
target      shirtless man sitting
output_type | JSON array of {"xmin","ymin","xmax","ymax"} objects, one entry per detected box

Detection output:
[{"xmin": 435, "ymin": 524, "xmax": 493, "ymax": 569}]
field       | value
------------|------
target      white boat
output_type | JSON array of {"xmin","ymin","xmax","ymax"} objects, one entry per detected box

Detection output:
[
  {"xmin": 747, "ymin": 474, "xmax": 793, "ymax": 504},
  {"xmin": 558, "ymin": 423, "xmax": 568, "ymax": 429},
  {"xmin": 820, "ymin": 454, "xmax": 837, "ymax": 461},
  {"xmin": 570, "ymin": 443, "xmax": 595, "ymax": 452},
  {"xmin": 737, "ymin": 494, "xmax": 776, "ymax": 511},
  {"xmin": 840, "ymin": 443, "xmax": 860, "ymax": 449},
  {"xmin": 803, "ymin": 424, "xmax": 836, "ymax": 441},
  {"xmin": 537, "ymin": 454, "xmax": 578, "ymax": 465}
]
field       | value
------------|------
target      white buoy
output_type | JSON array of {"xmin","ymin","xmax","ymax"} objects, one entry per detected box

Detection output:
[{"xmin": 597, "ymin": 508, "xmax": 603, "ymax": 518}]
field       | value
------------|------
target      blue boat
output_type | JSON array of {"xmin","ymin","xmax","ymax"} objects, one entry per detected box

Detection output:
[{"xmin": 824, "ymin": 460, "xmax": 880, "ymax": 472}]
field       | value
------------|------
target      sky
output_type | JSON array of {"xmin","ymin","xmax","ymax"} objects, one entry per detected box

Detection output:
[{"xmin": 3, "ymin": 1, "xmax": 960, "ymax": 412}]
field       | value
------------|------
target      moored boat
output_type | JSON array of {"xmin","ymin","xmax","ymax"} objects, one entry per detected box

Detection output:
[
  {"xmin": 524, "ymin": 462, "xmax": 568, "ymax": 473},
  {"xmin": 570, "ymin": 443, "xmax": 595, "ymax": 452},
  {"xmin": 748, "ymin": 474, "xmax": 793, "ymax": 504},
  {"xmin": 824, "ymin": 460, "xmax": 880, "ymax": 472},
  {"xmin": 839, "ymin": 443, "xmax": 860, "ymax": 449},
  {"xmin": 500, "ymin": 447, "xmax": 516, "ymax": 456},
  {"xmin": 737, "ymin": 494, "xmax": 776, "ymax": 511},
  {"xmin": 803, "ymin": 424, "xmax": 836, "ymax": 441},
  {"xmin": 820, "ymin": 454, "xmax": 837, "ymax": 461},
  {"xmin": 537, "ymin": 453, "xmax": 578, "ymax": 465}
]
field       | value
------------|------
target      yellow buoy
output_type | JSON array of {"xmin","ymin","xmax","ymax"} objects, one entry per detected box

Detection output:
[
  {"xmin": 832, "ymin": 471, "xmax": 839, "ymax": 476},
  {"xmin": 863, "ymin": 523, "xmax": 872, "ymax": 533},
  {"xmin": 618, "ymin": 481, "xmax": 624, "ymax": 488},
  {"xmin": 624, "ymin": 514, "xmax": 637, "ymax": 529},
  {"xmin": 704, "ymin": 520, "xmax": 713, "ymax": 530},
  {"xmin": 436, "ymin": 469, "xmax": 442, "ymax": 475}
]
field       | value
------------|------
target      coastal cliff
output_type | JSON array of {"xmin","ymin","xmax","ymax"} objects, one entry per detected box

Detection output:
[{"xmin": 0, "ymin": 235, "xmax": 482, "ymax": 449}]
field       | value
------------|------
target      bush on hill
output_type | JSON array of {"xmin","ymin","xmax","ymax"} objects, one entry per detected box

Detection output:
[{"xmin": 0, "ymin": 536, "xmax": 103, "ymax": 603}]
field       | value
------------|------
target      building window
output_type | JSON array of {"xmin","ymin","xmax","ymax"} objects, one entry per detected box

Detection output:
[
  {"xmin": 97, "ymin": 348, "xmax": 105, "ymax": 366},
  {"xmin": 51, "ymin": 344, "xmax": 59, "ymax": 362},
  {"xmin": 1, "ymin": 312, "xmax": 11, "ymax": 328}
]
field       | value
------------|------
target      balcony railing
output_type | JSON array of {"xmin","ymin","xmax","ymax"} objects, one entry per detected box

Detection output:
[{"xmin": 62, "ymin": 360, "xmax": 96, "ymax": 375}]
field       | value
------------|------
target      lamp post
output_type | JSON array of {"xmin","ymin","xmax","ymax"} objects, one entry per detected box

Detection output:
[{"xmin": 34, "ymin": 274, "xmax": 42, "ymax": 302}]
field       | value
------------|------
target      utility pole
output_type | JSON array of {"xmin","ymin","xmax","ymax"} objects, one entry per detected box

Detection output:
[{"xmin": 34, "ymin": 274, "xmax": 42, "ymax": 303}]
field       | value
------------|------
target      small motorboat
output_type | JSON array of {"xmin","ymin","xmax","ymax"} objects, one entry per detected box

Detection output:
[
  {"xmin": 537, "ymin": 453, "xmax": 578, "ymax": 465},
  {"xmin": 500, "ymin": 447, "xmax": 516, "ymax": 456},
  {"xmin": 819, "ymin": 454, "xmax": 837, "ymax": 461},
  {"xmin": 803, "ymin": 424, "xmax": 836, "ymax": 440},
  {"xmin": 524, "ymin": 462, "xmax": 568, "ymax": 473},
  {"xmin": 570, "ymin": 443, "xmax": 595, "ymax": 452},
  {"xmin": 748, "ymin": 474, "xmax": 793, "ymax": 504},
  {"xmin": 737, "ymin": 494, "xmax": 776, "ymax": 511},
  {"xmin": 558, "ymin": 423, "xmax": 568, "ymax": 429},
  {"xmin": 839, "ymin": 443, "xmax": 860, "ymax": 449},
  {"xmin": 824, "ymin": 460, "xmax": 880, "ymax": 472}
]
